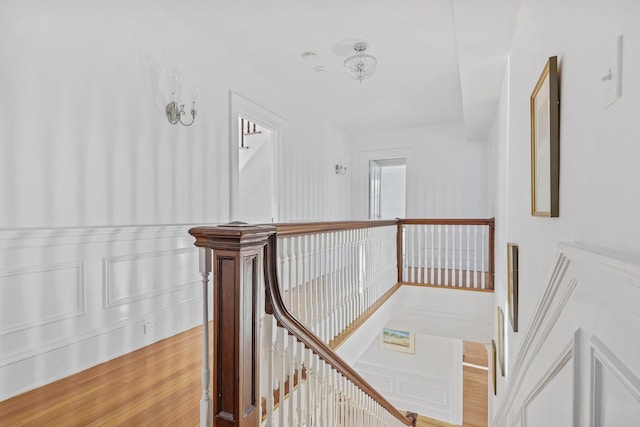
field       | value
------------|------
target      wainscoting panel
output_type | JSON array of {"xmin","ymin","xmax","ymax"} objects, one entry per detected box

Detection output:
[
  {"xmin": 353, "ymin": 335, "xmax": 462, "ymax": 424},
  {"xmin": 493, "ymin": 243, "xmax": 640, "ymax": 427},
  {"xmin": 0, "ymin": 225, "xmax": 207, "ymax": 401},
  {"xmin": 0, "ymin": 262, "xmax": 85, "ymax": 335},
  {"xmin": 103, "ymin": 247, "xmax": 200, "ymax": 308}
]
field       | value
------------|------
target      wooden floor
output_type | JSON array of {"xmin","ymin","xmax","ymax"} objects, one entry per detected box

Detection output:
[
  {"xmin": 0, "ymin": 326, "xmax": 207, "ymax": 426},
  {"xmin": 0, "ymin": 328, "xmax": 488, "ymax": 427}
]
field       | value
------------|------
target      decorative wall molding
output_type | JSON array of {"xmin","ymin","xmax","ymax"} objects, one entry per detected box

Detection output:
[
  {"xmin": 521, "ymin": 332, "xmax": 578, "ymax": 427},
  {"xmin": 493, "ymin": 242, "xmax": 640, "ymax": 426},
  {"xmin": 0, "ymin": 261, "xmax": 86, "ymax": 336},
  {"xmin": 0, "ymin": 297, "xmax": 202, "ymax": 401},
  {"xmin": 102, "ymin": 247, "xmax": 199, "ymax": 308},
  {"xmin": 590, "ymin": 336, "xmax": 640, "ymax": 427},
  {"xmin": 0, "ymin": 224, "xmax": 198, "ymax": 248},
  {"xmin": 355, "ymin": 360, "xmax": 451, "ymax": 410},
  {"xmin": 0, "ymin": 224, "xmax": 207, "ymax": 400}
]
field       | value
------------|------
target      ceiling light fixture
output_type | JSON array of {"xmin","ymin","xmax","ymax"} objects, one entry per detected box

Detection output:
[{"xmin": 343, "ymin": 41, "xmax": 377, "ymax": 83}]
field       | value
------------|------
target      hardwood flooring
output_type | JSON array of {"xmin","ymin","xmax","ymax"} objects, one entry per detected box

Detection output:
[
  {"xmin": 0, "ymin": 328, "xmax": 488, "ymax": 427},
  {"xmin": 0, "ymin": 326, "xmax": 206, "ymax": 426}
]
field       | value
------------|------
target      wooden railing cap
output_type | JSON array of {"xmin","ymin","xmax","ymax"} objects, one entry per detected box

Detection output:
[{"xmin": 189, "ymin": 222, "xmax": 276, "ymax": 249}]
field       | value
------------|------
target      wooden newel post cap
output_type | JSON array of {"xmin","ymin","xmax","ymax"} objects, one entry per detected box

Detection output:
[{"xmin": 189, "ymin": 222, "xmax": 276, "ymax": 250}]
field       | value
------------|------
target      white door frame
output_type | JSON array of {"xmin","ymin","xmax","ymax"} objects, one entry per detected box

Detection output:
[
  {"xmin": 229, "ymin": 90, "xmax": 286, "ymax": 223},
  {"xmin": 356, "ymin": 147, "xmax": 413, "ymax": 219}
]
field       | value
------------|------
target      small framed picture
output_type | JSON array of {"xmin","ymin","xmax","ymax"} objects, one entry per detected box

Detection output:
[
  {"xmin": 491, "ymin": 340, "xmax": 497, "ymax": 395},
  {"xmin": 507, "ymin": 243, "xmax": 519, "ymax": 332},
  {"xmin": 531, "ymin": 56, "xmax": 560, "ymax": 217},
  {"xmin": 379, "ymin": 328, "xmax": 415, "ymax": 354},
  {"xmin": 497, "ymin": 307, "xmax": 505, "ymax": 377}
]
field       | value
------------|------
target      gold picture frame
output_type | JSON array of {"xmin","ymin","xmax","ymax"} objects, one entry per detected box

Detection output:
[
  {"xmin": 507, "ymin": 243, "xmax": 519, "ymax": 332},
  {"xmin": 497, "ymin": 307, "xmax": 505, "ymax": 377},
  {"xmin": 491, "ymin": 340, "xmax": 497, "ymax": 395},
  {"xmin": 379, "ymin": 328, "xmax": 415, "ymax": 354},
  {"xmin": 531, "ymin": 56, "xmax": 560, "ymax": 217}
]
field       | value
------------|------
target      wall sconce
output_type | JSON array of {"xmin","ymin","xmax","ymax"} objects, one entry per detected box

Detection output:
[
  {"xmin": 335, "ymin": 163, "xmax": 347, "ymax": 175},
  {"xmin": 166, "ymin": 92, "xmax": 197, "ymax": 126},
  {"xmin": 166, "ymin": 71, "xmax": 197, "ymax": 126}
]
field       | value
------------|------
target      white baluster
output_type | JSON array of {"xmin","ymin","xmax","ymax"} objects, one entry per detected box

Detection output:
[
  {"xmin": 444, "ymin": 224, "xmax": 449, "ymax": 286},
  {"xmin": 473, "ymin": 226, "xmax": 478, "ymax": 288},
  {"xmin": 465, "ymin": 225, "xmax": 471, "ymax": 288},
  {"xmin": 480, "ymin": 226, "xmax": 489, "ymax": 289},
  {"xmin": 287, "ymin": 335, "xmax": 295, "ymax": 427},
  {"xmin": 276, "ymin": 328, "xmax": 286, "ymax": 427},
  {"xmin": 437, "ymin": 224, "xmax": 442, "ymax": 285},
  {"xmin": 198, "ymin": 247, "xmax": 212, "ymax": 427},
  {"xmin": 288, "ymin": 237, "xmax": 298, "ymax": 316},
  {"xmin": 429, "ymin": 224, "xmax": 435, "ymax": 284},
  {"xmin": 296, "ymin": 341, "xmax": 303, "ymax": 427},
  {"xmin": 450, "ymin": 225, "xmax": 456, "ymax": 287},
  {"xmin": 458, "ymin": 225, "xmax": 463, "ymax": 288},
  {"xmin": 264, "ymin": 316, "xmax": 275, "ymax": 426},
  {"xmin": 302, "ymin": 346, "xmax": 310, "ymax": 426}
]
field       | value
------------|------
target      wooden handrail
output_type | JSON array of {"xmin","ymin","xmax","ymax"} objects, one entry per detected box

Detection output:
[
  {"xmin": 268, "ymin": 219, "xmax": 398, "ymax": 237},
  {"xmin": 263, "ymin": 233, "xmax": 414, "ymax": 426},
  {"xmin": 400, "ymin": 218, "xmax": 495, "ymax": 226}
]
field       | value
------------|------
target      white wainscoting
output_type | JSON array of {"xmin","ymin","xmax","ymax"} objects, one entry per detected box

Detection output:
[
  {"xmin": 493, "ymin": 243, "xmax": 640, "ymax": 427},
  {"xmin": 0, "ymin": 225, "xmax": 208, "ymax": 401},
  {"xmin": 353, "ymin": 334, "xmax": 463, "ymax": 424}
]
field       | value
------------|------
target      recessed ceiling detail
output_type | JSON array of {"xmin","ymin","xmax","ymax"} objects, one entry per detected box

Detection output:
[{"xmin": 160, "ymin": 0, "xmax": 520, "ymax": 135}]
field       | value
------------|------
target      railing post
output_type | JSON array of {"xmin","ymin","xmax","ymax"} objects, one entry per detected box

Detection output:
[
  {"xmin": 396, "ymin": 219, "xmax": 403, "ymax": 283},
  {"xmin": 190, "ymin": 223, "xmax": 276, "ymax": 427},
  {"xmin": 488, "ymin": 218, "xmax": 495, "ymax": 290}
]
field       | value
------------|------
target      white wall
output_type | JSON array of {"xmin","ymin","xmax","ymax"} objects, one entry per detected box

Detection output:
[
  {"xmin": 238, "ymin": 129, "xmax": 273, "ymax": 223},
  {"xmin": 354, "ymin": 334, "xmax": 463, "ymax": 425},
  {"xmin": 490, "ymin": 0, "xmax": 640, "ymax": 421},
  {"xmin": 338, "ymin": 285, "xmax": 494, "ymax": 424},
  {"xmin": 351, "ymin": 123, "xmax": 490, "ymax": 219},
  {"xmin": 380, "ymin": 165, "xmax": 407, "ymax": 219},
  {"xmin": 0, "ymin": 0, "xmax": 351, "ymax": 399}
]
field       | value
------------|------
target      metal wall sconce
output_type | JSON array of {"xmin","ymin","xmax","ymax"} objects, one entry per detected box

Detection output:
[
  {"xmin": 335, "ymin": 164, "xmax": 347, "ymax": 175},
  {"xmin": 166, "ymin": 92, "xmax": 197, "ymax": 126},
  {"xmin": 166, "ymin": 71, "xmax": 197, "ymax": 126}
]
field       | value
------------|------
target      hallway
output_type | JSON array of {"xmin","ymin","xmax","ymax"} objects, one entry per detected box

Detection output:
[{"xmin": 0, "ymin": 326, "xmax": 488, "ymax": 426}]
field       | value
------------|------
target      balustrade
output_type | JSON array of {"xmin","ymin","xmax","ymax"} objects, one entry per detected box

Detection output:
[{"xmin": 189, "ymin": 218, "xmax": 493, "ymax": 427}]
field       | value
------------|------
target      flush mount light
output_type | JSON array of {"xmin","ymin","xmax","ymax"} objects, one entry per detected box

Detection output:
[{"xmin": 343, "ymin": 41, "xmax": 377, "ymax": 83}]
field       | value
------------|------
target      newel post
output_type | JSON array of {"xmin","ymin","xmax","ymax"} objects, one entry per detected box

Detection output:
[{"xmin": 190, "ymin": 223, "xmax": 276, "ymax": 427}]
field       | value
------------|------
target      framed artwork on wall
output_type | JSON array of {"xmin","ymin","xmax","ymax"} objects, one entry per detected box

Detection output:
[
  {"xmin": 491, "ymin": 340, "xmax": 497, "ymax": 395},
  {"xmin": 497, "ymin": 307, "xmax": 505, "ymax": 377},
  {"xmin": 530, "ymin": 55, "xmax": 560, "ymax": 217},
  {"xmin": 507, "ymin": 243, "xmax": 519, "ymax": 332},
  {"xmin": 379, "ymin": 328, "xmax": 415, "ymax": 354}
]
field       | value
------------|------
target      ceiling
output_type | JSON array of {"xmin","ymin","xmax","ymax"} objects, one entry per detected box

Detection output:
[{"xmin": 158, "ymin": 0, "xmax": 521, "ymax": 140}]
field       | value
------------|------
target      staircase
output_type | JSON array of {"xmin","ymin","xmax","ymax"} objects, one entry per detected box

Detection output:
[{"xmin": 189, "ymin": 218, "xmax": 494, "ymax": 426}]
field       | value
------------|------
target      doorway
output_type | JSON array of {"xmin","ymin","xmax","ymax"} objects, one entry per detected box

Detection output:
[
  {"xmin": 369, "ymin": 158, "xmax": 406, "ymax": 219},
  {"xmin": 237, "ymin": 117, "xmax": 274, "ymax": 223},
  {"xmin": 229, "ymin": 91, "xmax": 285, "ymax": 223}
]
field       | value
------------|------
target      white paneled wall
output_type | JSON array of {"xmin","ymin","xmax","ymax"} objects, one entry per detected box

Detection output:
[
  {"xmin": 351, "ymin": 123, "xmax": 490, "ymax": 220},
  {"xmin": 492, "ymin": 243, "xmax": 640, "ymax": 427},
  {"xmin": 0, "ymin": 226, "xmax": 202, "ymax": 401},
  {"xmin": 0, "ymin": 0, "xmax": 351, "ymax": 400},
  {"xmin": 353, "ymin": 335, "xmax": 463, "ymax": 425}
]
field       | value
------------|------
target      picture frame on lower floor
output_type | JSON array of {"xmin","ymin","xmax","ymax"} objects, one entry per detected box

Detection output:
[
  {"xmin": 530, "ymin": 55, "xmax": 560, "ymax": 217},
  {"xmin": 497, "ymin": 307, "xmax": 505, "ymax": 377},
  {"xmin": 379, "ymin": 328, "xmax": 415, "ymax": 354},
  {"xmin": 507, "ymin": 243, "xmax": 519, "ymax": 332},
  {"xmin": 492, "ymin": 340, "xmax": 497, "ymax": 395}
]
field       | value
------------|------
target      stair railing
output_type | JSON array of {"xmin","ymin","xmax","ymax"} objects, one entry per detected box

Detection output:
[{"xmin": 190, "ymin": 223, "xmax": 415, "ymax": 427}]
